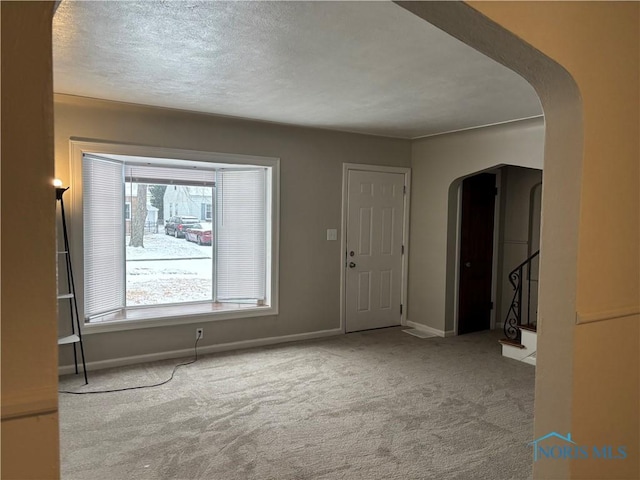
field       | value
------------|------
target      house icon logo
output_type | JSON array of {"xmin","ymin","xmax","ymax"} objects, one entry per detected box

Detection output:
[
  {"xmin": 528, "ymin": 432, "xmax": 628, "ymax": 461},
  {"xmin": 528, "ymin": 432, "xmax": 576, "ymax": 461}
]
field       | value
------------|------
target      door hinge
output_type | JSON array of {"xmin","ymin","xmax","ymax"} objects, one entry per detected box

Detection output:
[
  {"xmin": 400, "ymin": 304, "xmax": 403, "ymax": 315},
  {"xmin": 403, "ymin": 185, "xmax": 407, "ymax": 194},
  {"xmin": 494, "ymin": 187, "xmax": 498, "ymax": 196},
  {"xmin": 401, "ymin": 245, "xmax": 405, "ymax": 255},
  {"xmin": 490, "ymin": 301, "xmax": 494, "ymax": 310}
]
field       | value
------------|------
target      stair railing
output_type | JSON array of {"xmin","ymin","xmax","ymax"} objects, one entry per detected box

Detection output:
[{"xmin": 503, "ymin": 250, "xmax": 540, "ymax": 341}]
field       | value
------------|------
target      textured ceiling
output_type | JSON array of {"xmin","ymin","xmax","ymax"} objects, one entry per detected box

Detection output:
[{"xmin": 53, "ymin": 1, "xmax": 542, "ymax": 139}]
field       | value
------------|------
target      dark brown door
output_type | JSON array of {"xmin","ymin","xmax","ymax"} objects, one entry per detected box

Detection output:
[{"xmin": 458, "ymin": 173, "xmax": 496, "ymax": 335}]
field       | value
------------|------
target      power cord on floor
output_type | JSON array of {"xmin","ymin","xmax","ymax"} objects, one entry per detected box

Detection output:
[{"xmin": 59, "ymin": 336, "xmax": 201, "ymax": 395}]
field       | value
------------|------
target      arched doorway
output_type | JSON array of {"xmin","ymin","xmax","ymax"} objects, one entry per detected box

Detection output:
[{"xmin": 396, "ymin": 3, "xmax": 583, "ymax": 479}]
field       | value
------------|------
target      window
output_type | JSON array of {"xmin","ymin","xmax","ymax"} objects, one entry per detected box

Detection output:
[
  {"xmin": 201, "ymin": 202, "xmax": 212, "ymax": 221},
  {"xmin": 74, "ymin": 143, "xmax": 279, "ymax": 328}
]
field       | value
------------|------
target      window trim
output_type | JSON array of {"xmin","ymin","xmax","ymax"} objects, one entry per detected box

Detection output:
[{"xmin": 69, "ymin": 139, "xmax": 280, "ymax": 335}]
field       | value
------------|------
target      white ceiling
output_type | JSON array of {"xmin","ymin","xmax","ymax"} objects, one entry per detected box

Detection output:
[{"xmin": 53, "ymin": 1, "xmax": 542, "ymax": 139}]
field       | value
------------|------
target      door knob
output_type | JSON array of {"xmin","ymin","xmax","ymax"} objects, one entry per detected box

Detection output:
[
  {"xmin": 349, "ymin": 262, "xmax": 357, "ymax": 268},
  {"xmin": 465, "ymin": 262, "xmax": 471, "ymax": 268}
]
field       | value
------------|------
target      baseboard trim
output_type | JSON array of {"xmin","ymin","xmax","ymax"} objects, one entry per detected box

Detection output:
[
  {"xmin": 59, "ymin": 327, "xmax": 343, "ymax": 375},
  {"xmin": 406, "ymin": 320, "xmax": 455, "ymax": 338}
]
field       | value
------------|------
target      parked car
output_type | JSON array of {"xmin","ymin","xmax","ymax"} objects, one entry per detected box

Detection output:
[
  {"xmin": 165, "ymin": 215, "xmax": 199, "ymax": 238},
  {"xmin": 184, "ymin": 223, "xmax": 213, "ymax": 245}
]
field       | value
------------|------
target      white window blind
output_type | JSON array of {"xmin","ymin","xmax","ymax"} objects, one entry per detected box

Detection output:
[
  {"xmin": 125, "ymin": 164, "xmax": 215, "ymax": 186},
  {"xmin": 216, "ymin": 169, "xmax": 267, "ymax": 302},
  {"xmin": 83, "ymin": 154, "xmax": 125, "ymax": 318}
]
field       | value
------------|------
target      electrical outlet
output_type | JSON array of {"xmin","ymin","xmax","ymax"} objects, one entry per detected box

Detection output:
[{"xmin": 196, "ymin": 328, "xmax": 204, "ymax": 340}]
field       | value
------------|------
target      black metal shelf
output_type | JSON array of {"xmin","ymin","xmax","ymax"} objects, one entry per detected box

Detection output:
[{"xmin": 56, "ymin": 186, "xmax": 88, "ymax": 385}]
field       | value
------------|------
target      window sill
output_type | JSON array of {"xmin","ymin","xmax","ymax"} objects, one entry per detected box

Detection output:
[{"xmin": 82, "ymin": 302, "xmax": 276, "ymax": 334}]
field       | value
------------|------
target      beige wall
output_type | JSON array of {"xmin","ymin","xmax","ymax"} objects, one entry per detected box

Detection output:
[
  {"xmin": 54, "ymin": 94, "xmax": 411, "ymax": 367},
  {"xmin": 1, "ymin": 2, "xmax": 60, "ymax": 478},
  {"xmin": 465, "ymin": 2, "xmax": 640, "ymax": 479},
  {"xmin": 409, "ymin": 118, "xmax": 544, "ymax": 333},
  {"xmin": 496, "ymin": 166, "xmax": 543, "ymax": 327}
]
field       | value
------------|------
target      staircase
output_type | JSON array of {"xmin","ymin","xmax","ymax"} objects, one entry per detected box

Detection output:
[
  {"xmin": 500, "ymin": 251, "xmax": 539, "ymax": 366},
  {"xmin": 500, "ymin": 325, "xmax": 537, "ymax": 365}
]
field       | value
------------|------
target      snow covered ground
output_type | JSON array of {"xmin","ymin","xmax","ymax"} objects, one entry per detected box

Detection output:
[
  {"xmin": 126, "ymin": 233, "xmax": 213, "ymax": 306},
  {"xmin": 126, "ymin": 232, "xmax": 211, "ymax": 260}
]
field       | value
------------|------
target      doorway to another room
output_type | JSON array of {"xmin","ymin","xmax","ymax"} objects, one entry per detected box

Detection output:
[
  {"xmin": 457, "ymin": 172, "xmax": 497, "ymax": 334},
  {"xmin": 455, "ymin": 166, "xmax": 543, "ymax": 337}
]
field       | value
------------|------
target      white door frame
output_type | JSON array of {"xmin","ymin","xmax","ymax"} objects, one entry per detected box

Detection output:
[{"xmin": 340, "ymin": 163, "xmax": 411, "ymax": 333}]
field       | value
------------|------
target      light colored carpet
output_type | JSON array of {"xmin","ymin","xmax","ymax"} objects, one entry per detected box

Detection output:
[{"xmin": 59, "ymin": 328, "xmax": 535, "ymax": 480}]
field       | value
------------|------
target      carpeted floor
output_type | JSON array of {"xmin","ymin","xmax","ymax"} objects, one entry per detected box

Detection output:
[{"xmin": 59, "ymin": 328, "xmax": 535, "ymax": 480}]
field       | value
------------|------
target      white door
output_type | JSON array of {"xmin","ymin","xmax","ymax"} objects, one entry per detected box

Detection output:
[{"xmin": 345, "ymin": 169, "xmax": 405, "ymax": 332}]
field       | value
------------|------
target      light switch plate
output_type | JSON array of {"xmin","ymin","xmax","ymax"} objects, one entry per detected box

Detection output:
[{"xmin": 327, "ymin": 229, "xmax": 337, "ymax": 241}]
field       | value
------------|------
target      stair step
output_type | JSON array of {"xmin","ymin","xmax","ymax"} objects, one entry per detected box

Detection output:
[
  {"xmin": 498, "ymin": 338, "xmax": 526, "ymax": 349},
  {"xmin": 58, "ymin": 334, "xmax": 80, "ymax": 345},
  {"xmin": 519, "ymin": 325, "xmax": 537, "ymax": 333}
]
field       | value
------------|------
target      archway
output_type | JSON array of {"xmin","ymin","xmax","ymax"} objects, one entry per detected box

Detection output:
[{"xmin": 396, "ymin": 2, "xmax": 583, "ymax": 479}]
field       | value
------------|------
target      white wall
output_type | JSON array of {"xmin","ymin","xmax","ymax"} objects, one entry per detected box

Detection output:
[
  {"xmin": 54, "ymin": 94, "xmax": 411, "ymax": 368},
  {"xmin": 408, "ymin": 117, "xmax": 544, "ymax": 333}
]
